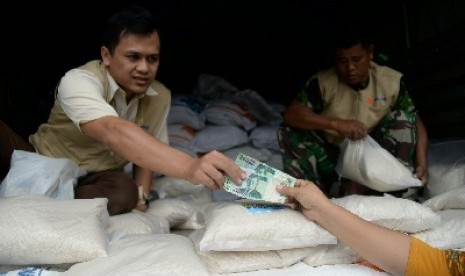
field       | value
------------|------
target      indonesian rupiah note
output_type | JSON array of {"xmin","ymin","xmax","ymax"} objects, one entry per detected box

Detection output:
[{"xmin": 223, "ymin": 153, "xmax": 296, "ymax": 204}]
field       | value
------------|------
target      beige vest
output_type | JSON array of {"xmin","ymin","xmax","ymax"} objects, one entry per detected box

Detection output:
[
  {"xmin": 317, "ymin": 62, "xmax": 402, "ymax": 145},
  {"xmin": 30, "ymin": 60, "xmax": 171, "ymax": 172}
]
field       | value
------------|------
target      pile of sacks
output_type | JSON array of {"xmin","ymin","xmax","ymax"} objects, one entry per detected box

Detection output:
[{"xmin": 167, "ymin": 74, "xmax": 285, "ymax": 172}]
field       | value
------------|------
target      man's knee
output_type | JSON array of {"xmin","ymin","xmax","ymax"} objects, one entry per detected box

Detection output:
[
  {"xmin": 75, "ymin": 171, "xmax": 138, "ymax": 215},
  {"xmin": 0, "ymin": 120, "xmax": 35, "ymax": 180}
]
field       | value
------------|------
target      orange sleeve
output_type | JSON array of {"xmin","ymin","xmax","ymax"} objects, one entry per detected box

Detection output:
[{"xmin": 406, "ymin": 237, "xmax": 450, "ymax": 276}]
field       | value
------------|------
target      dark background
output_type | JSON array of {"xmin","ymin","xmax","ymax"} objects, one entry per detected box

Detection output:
[{"xmin": 1, "ymin": 0, "xmax": 465, "ymax": 139}]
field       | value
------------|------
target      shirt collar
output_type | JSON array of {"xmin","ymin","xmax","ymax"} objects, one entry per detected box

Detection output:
[
  {"xmin": 106, "ymin": 71, "xmax": 159, "ymax": 99},
  {"xmin": 350, "ymin": 78, "xmax": 369, "ymax": 92}
]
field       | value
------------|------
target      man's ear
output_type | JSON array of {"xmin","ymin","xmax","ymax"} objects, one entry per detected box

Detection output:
[
  {"xmin": 368, "ymin": 44, "xmax": 374, "ymax": 61},
  {"xmin": 101, "ymin": 46, "xmax": 110, "ymax": 66}
]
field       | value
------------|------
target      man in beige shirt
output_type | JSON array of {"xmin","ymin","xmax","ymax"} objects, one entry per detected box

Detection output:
[{"xmin": 1, "ymin": 6, "xmax": 245, "ymax": 215}]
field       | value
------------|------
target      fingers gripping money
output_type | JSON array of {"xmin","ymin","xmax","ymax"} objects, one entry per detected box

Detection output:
[{"xmin": 224, "ymin": 153, "xmax": 296, "ymax": 204}]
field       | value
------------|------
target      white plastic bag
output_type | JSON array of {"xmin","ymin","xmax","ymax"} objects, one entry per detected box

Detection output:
[
  {"xmin": 0, "ymin": 150, "xmax": 86, "ymax": 199},
  {"xmin": 425, "ymin": 140, "xmax": 465, "ymax": 199},
  {"xmin": 336, "ymin": 136, "xmax": 422, "ymax": 192}
]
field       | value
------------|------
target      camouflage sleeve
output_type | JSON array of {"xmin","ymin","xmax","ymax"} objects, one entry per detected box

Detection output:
[
  {"xmin": 296, "ymin": 75, "xmax": 324, "ymax": 113},
  {"xmin": 392, "ymin": 76, "xmax": 417, "ymax": 114}
]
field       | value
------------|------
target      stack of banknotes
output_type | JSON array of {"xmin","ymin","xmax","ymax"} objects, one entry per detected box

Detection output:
[{"xmin": 223, "ymin": 153, "xmax": 296, "ymax": 204}]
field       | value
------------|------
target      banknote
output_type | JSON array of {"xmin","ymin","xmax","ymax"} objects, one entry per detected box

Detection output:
[{"xmin": 223, "ymin": 153, "xmax": 296, "ymax": 204}]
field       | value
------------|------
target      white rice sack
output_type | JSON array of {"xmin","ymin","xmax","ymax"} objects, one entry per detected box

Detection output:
[
  {"xmin": 0, "ymin": 196, "xmax": 109, "ymax": 265},
  {"xmin": 249, "ymin": 125, "xmax": 280, "ymax": 151},
  {"xmin": 108, "ymin": 210, "xmax": 170, "ymax": 241},
  {"xmin": 190, "ymin": 203, "xmax": 336, "ymax": 252},
  {"xmin": 413, "ymin": 209, "xmax": 465, "ymax": 249},
  {"xmin": 204, "ymin": 100, "xmax": 257, "ymax": 131},
  {"xmin": 422, "ymin": 185, "xmax": 465, "ymax": 211},
  {"xmin": 152, "ymin": 176, "xmax": 212, "ymax": 204},
  {"xmin": 266, "ymin": 152, "xmax": 284, "ymax": 171},
  {"xmin": 145, "ymin": 198, "xmax": 194, "ymax": 228},
  {"xmin": 167, "ymin": 95, "xmax": 206, "ymax": 130},
  {"xmin": 303, "ymin": 242, "xmax": 359, "ymax": 267},
  {"xmin": 332, "ymin": 194, "xmax": 440, "ymax": 233},
  {"xmin": 425, "ymin": 140, "xmax": 465, "ymax": 199},
  {"xmin": 192, "ymin": 236, "xmax": 313, "ymax": 274},
  {"xmin": 168, "ymin": 124, "xmax": 197, "ymax": 156},
  {"xmin": 65, "ymin": 234, "xmax": 210, "ymax": 275},
  {"xmin": 222, "ymin": 144, "xmax": 272, "ymax": 162},
  {"xmin": 189, "ymin": 125, "xmax": 248, "ymax": 154},
  {"xmin": 336, "ymin": 136, "xmax": 422, "ymax": 192}
]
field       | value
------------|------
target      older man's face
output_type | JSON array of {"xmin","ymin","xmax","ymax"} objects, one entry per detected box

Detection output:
[{"xmin": 334, "ymin": 43, "xmax": 373, "ymax": 87}]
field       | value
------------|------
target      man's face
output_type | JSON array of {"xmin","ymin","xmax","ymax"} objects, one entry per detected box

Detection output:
[
  {"xmin": 334, "ymin": 43, "xmax": 373, "ymax": 87},
  {"xmin": 101, "ymin": 31, "xmax": 160, "ymax": 99}
]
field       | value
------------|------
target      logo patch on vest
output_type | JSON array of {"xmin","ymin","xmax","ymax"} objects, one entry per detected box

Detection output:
[{"xmin": 367, "ymin": 97, "xmax": 387, "ymax": 106}]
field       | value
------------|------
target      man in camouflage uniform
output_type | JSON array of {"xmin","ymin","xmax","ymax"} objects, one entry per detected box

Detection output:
[{"xmin": 278, "ymin": 25, "xmax": 429, "ymax": 196}]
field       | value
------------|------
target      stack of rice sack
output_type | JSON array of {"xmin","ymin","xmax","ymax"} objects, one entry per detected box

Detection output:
[
  {"xmin": 166, "ymin": 74, "xmax": 285, "ymax": 172},
  {"xmin": 185, "ymin": 195, "xmax": 441, "ymax": 274}
]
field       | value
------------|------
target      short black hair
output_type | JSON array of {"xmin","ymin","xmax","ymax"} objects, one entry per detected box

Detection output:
[
  {"xmin": 101, "ymin": 5, "xmax": 160, "ymax": 54},
  {"xmin": 330, "ymin": 21, "xmax": 373, "ymax": 51}
]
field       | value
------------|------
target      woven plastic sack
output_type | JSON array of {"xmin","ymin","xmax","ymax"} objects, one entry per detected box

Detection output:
[{"xmin": 336, "ymin": 136, "xmax": 422, "ymax": 192}]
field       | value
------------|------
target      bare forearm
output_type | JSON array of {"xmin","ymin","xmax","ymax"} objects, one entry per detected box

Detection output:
[
  {"xmin": 415, "ymin": 116, "xmax": 428, "ymax": 167},
  {"xmin": 313, "ymin": 202, "xmax": 410, "ymax": 276},
  {"xmin": 82, "ymin": 116, "xmax": 194, "ymax": 180},
  {"xmin": 283, "ymin": 100, "xmax": 368, "ymax": 140},
  {"xmin": 283, "ymin": 100, "xmax": 337, "ymax": 131}
]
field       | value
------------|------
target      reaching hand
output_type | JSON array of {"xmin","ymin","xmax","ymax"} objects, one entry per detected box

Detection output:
[
  {"xmin": 276, "ymin": 179, "xmax": 332, "ymax": 221},
  {"xmin": 413, "ymin": 165, "xmax": 428, "ymax": 186},
  {"xmin": 186, "ymin": 150, "xmax": 246, "ymax": 190},
  {"xmin": 279, "ymin": 180, "xmax": 414, "ymax": 276},
  {"xmin": 334, "ymin": 119, "xmax": 368, "ymax": 140}
]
